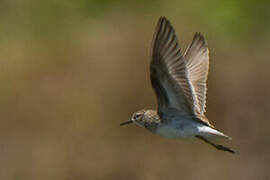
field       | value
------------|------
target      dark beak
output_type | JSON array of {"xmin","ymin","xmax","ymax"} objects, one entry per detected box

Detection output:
[{"xmin": 120, "ymin": 120, "xmax": 133, "ymax": 126}]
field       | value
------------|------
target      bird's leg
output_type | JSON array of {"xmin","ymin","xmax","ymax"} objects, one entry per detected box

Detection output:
[{"xmin": 196, "ymin": 135, "xmax": 236, "ymax": 154}]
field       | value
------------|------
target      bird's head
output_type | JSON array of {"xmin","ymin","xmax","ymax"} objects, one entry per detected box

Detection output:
[
  {"xmin": 120, "ymin": 110, "xmax": 159, "ymax": 132},
  {"xmin": 120, "ymin": 109, "xmax": 147, "ymax": 127}
]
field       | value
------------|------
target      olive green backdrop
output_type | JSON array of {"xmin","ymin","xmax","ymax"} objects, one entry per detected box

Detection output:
[{"xmin": 0, "ymin": 0, "xmax": 270, "ymax": 179}]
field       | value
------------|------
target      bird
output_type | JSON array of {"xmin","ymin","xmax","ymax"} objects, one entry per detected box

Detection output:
[{"xmin": 120, "ymin": 17, "xmax": 235, "ymax": 154}]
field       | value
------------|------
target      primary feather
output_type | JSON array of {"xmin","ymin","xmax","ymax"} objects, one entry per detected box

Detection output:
[{"xmin": 150, "ymin": 17, "xmax": 212, "ymax": 127}]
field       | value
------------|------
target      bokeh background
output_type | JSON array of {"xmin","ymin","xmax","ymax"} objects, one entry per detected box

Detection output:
[{"xmin": 1, "ymin": 0, "xmax": 270, "ymax": 179}]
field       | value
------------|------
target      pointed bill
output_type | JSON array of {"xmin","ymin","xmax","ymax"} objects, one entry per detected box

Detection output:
[{"xmin": 120, "ymin": 120, "xmax": 133, "ymax": 126}]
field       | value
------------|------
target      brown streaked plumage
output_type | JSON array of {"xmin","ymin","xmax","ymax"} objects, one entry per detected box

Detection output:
[
  {"xmin": 151, "ymin": 17, "xmax": 212, "ymax": 127},
  {"xmin": 120, "ymin": 17, "xmax": 235, "ymax": 154}
]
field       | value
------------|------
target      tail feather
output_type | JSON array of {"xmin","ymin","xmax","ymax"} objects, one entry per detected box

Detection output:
[
  {"xmin": 198, "ymin": 126, "xmax": 232, "ymax": 140},
  {"xmin": 213, "ymin": 129, "xmax": 232, "ymax": 140}
]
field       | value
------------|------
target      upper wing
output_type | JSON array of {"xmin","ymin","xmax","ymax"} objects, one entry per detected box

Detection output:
[
  {"xmin": 150, "ymin": 17, "xmax": 194, "ymax": 115},
  {"xmin": 184, "ymin": 33, "xmax": 209, "ymax": 115},
  {"xmin": 150, "ymin": 17, "xmax": 212, "ymax": 126}
]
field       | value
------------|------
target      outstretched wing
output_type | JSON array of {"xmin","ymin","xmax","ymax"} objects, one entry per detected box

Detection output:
[
  {"xmin": 150, "ymin": 17, "xmax": 212, "ymax": 126},
  {"xmin": 184, "ymin": 33, "xmax": 209, "ymax": 116},
  {"xmin": 150, "ymin": 17, "xmax": 193, "ymax": 115}
]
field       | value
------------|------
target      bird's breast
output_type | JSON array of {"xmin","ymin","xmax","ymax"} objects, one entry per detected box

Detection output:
[{"xmin": 155, "ymin": 119, "xmax": 198, "ymax": 139}]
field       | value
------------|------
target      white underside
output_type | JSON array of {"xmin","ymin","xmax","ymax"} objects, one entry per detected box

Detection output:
[{"xmin": 155, "ymin": 121, "xmax": 228, "ymax": 140}]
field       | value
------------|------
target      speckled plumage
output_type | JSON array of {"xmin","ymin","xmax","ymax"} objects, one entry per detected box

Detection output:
[{"xmin": 121, "ymin": 17, "xmax": 235, "ymax": 154}]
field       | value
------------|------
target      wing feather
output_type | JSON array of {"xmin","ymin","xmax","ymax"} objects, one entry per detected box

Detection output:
[
  {"xmin": 184, "ymin": 33, "xmax": 209, "ymax": 115},
  {"xmin": 151, "ymin": 17, "xmax": 193, "ymax": 115},
  {"xmin": 150, "ymin": 17, "xmax": 212, "ymax": 126}
]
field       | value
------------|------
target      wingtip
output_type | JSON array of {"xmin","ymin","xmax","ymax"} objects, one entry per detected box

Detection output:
[
  {"xmin": 159, "ymin": 16, "xmax": 167, "ymax": 20},
  {"xmin": 194, "ymin": 32, "xmax": 208, "ymax": 46},
  {"xmin": 195, "ymin": 32, "xmax": 203, "ymax": 37},
  {"xmin": 157, "ymin": 16, "xmax": 165, "ymax": 24},
  {"xmin": 156, "ymin": 16, "xmax": 167, "ymax": 30},
  {"xmin": 157, "ymin": 16, "xmax": 171, "ymax": 25}
]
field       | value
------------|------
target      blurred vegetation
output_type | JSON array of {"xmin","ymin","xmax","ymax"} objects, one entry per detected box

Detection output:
[{"xmin": 0, "ymin": 0, "xmax": 270, "ymax": 179}]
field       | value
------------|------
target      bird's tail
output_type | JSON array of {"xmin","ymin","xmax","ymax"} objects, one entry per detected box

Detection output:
[
  {"xmin": 198, "ymin": 126, "xmax": 232, "ymax": 140},
  {"xmin": 212, "ymin": 129, "xmax": 232, "ymax": 140},
  {"xmin": 196, "ymin": 126, "xmax": 235, "ymax": 154}
]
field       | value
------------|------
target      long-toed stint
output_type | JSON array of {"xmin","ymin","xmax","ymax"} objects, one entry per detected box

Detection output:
[{"xmin": 120, "ymin": 17, "xmax": 235, "ymax": 154}]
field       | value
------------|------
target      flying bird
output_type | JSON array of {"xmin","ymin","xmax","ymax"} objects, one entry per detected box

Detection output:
[{"xmin": 120, "ymin": 17, "xmax": 235, "ymax": 154}]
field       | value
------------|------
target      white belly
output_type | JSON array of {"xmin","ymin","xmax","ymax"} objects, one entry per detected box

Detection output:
[
  {"xmin": 155, "ymin": 122, "xmax": 198, "ymax": 139},
  {"xmin": 155, "ymin": 121, "xmax": 227, "ymax": 139}
]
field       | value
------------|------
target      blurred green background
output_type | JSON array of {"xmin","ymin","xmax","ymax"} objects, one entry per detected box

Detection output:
[{"xmin": 0, "ymin": 0, "xmax": 270, "ymax": 179}]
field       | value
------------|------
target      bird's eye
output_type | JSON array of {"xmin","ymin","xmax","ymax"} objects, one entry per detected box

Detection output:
[{"xmin": 134, "ymin": 114, "xmax": 140, "ymax": 119}]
